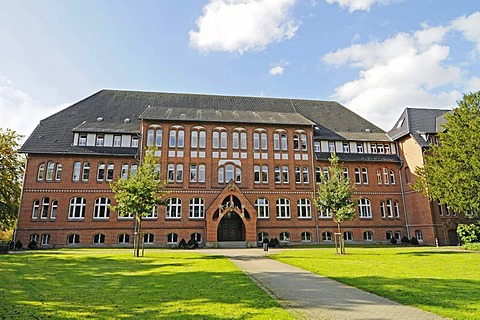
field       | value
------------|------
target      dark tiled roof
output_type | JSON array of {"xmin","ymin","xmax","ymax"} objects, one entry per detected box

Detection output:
[
  {"xmin": 21, "ymin": 89, "xmax": 391, "ymax": 154},
  {"xmin": 387, "ymin": 108, "xmax": 450, "ymax": 147},
  {"xmin": 315, "ymin": 152, "xmax": 401, "ymax": 163},
  {"xmin": 435, "ymin": 111, "xmax": 452, "ymax": 132}
]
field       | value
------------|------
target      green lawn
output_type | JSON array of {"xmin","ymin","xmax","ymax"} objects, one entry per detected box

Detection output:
[
  {"xmin": 0, "ymin": 249, "xmax": 294, "ymax": 319},
  {"xmin": 270, "ymin": 246, "xmax": 480, "ymax": 320}
]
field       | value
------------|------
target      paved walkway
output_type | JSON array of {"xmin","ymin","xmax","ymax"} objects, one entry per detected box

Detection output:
[{"xmin": 198, "ymin": 248, "xmax": 446, "ymax": 320}]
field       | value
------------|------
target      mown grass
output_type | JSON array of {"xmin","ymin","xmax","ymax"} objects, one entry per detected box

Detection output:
[
  {"xmin": 0, "ymin": 249, "xmax": 294, "ymax": 319},
  {"xmin": 270, "ymin": 246, "xmax": 480, "ymax": 320}
]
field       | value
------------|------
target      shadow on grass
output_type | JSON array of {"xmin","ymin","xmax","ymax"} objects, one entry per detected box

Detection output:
[
  {"xmin": 0, "ymin": 252, "xmax": 291, "ymax": 319},
  {"xmin": 395, "ymin": 250, "xmax": 471, "ymax": 256}
]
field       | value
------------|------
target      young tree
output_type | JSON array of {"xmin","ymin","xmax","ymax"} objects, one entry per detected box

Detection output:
[
  {"xmin": 414, "ymin": 91, "xmax": 480, "ymax": 218},
  {"xmin": 314, "ymin": 153, "xmax": 356, "ymax": 254},
  {"xmin": 0, "ymin": 128, "xmax": 24, "ymax": 231},
  {"xmin": 110, "ymin": 146, "xmax": 168, "ymax": 257}
]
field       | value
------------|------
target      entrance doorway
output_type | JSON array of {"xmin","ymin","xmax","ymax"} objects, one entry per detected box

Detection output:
[{"xmin": 218, "ymin": 212, "xmax": 245, "ymax": 241}]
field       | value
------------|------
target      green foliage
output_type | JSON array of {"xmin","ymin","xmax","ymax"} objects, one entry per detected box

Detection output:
[
  {"xmin": 110, "ymin": 146, "xmax": 169, "ymax": 220},
  {"xmin": 314, "ymin": 153, "xmax": 356, "ymax": 229},
  {"xmin": 0, "ymin": 228, "xmax": 14, "ymax": 242},
  {"xmin": 0, "ymin": 128, "xmax": 24, "ymax": 230},
  {"xmin": 271, "ymin": 247, "xmax": 480, "ymax": 319},
  {"xmin": 457, "ymin": 223, "xmax": 480, "ymax": 244},
  {"xmin": 414, "ymin": 91, "xmax": 480, "ymax": 217},
  {"xmin": 464, "ymin": 242, "xmax": 480, "ymax": 251},
  {"xmin": 409, "ymin": 237, "xmax": 419, "ymax": 245}
]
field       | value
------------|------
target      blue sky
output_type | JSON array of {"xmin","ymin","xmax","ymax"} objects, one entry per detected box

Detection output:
[{"xmin": 1, "ymin": 0, "xmax": 479, "ymax": 138}]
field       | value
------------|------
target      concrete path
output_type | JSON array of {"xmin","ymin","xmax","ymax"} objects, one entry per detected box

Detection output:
[{"xmin": 198, "ymin": 248, "xmax": 446, "ymax": 320}]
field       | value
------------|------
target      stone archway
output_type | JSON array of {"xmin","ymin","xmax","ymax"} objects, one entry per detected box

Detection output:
[{"xmin": 217, "ymin": 212, "xmax": 245, "ymax": 241}]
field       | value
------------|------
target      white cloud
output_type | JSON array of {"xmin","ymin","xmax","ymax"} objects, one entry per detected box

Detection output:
[
  {"xmin": 269, "ymin": 66, "xmax": 285, "ymax": 76},
  {"xmin": 321, "ymin": 21, "xmax": 472, "ymax": 130},
  {"xmin": 451, "ymin": 12, "xmax": 480, "ymax": 53},
  {"xmin": 325, "ymin": 0, "xmax": 397, "ymax": 13},
  {"xmin": 0, "ymin": 78, "xmax": 68, "ymax": 140},
  {"xmin": 189, "ymin": 0, "xmax": 298, "ymax": 54}
]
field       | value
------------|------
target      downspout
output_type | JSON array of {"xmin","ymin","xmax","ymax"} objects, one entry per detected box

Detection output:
[
  {"xmin": 310, "ymin": 126, "xmax": 320, "ymax": 245},
  {"xmin": 13, "ymin": 154, "xmax": 28, "ymax": 248}
]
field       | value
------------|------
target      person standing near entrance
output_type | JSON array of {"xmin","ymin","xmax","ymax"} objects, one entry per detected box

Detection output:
[{"xmin": 262, "ymin": 237, "xmax": 269, "ymax": 252}]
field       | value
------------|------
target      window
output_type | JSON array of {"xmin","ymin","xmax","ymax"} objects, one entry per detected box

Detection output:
[
  {"xmin": 281, "ymin": 134, "xmax": 288, "ymax": 150},
  {"xmin": 394, "ymin": 202, "xmax": 400, "ymax": 218},
  {"xmin": 191, "ymin": 129, "xmax": 205, "ymax": 149},
  {"xmin": 154, "ymin": 164, "xmax": 161, "ymax": 181},
  {"xmin": 121, "ymin": 163, "xmax": 129, "ymax": 179},
  {"xmin": 218, "ymin": 163, "xmax": 241, "ymax": 184},
  {"xmin": 37, "ymin": 163, "xmax": 45, "ymax": 181},
  {"xmin": 342, "ymin": 142, "xmax": 349, "ymax": 153},
  {"xmin": 394, "ymin": 231, "xmax": 402, "ymax": 240},
  {"xmin": 232, "ymin": 132, "xmax": 239, "ymax": 149},
  {"xmin": 343, "ymin": 167, "xmax": 349, "ymax": 179},
  {"xmin": 69, "ymin": 197, "xmax": 86, "ymax": 219},
  {"xmin": 191, "ymin": 233, "xmax": 202, "ymax": 242},
  {"xmin": 240, "ymin": 132, "xmax": 247, "ymax": 149},
  {"xmin": 145, "ymin": 205, "xmax": 158, "ymax": 219},
  {"xmin": 297, "ymin": 198, "xmax": 311, "ymax": 218},
  {"xmin": 383, "ymin": 168, "xmax": 389, "ymax": 184},
  {"xmin": 279, "ymin": 232, "xmax": 290, "ymax": 242},
  {"xmin": 118, "ymin": 234, "xmax": 130, "ymax": 244},
  {"xmin": 328, "ymin": 141, "xmax": 335, "ymax": 152},
  {"xmin": 274, "ymin": 133, "xmax": 280, "ymax": 150},
  {"xmin": 261, "ymin": 133, "xmax": 268, "ymax": 150},
  {"xmin": 67, "ymin": 234, "xmax": 80, "ymax": 245},
  {"xmin": 303, "ymin": 166, "xmax": 309, "ymax": 184},
  {"xmin": 167, "ymin": 233, "xmax": 178, "ymax": 244},
  {"xmin": 380, "ymin": 201, "xmax": 386, "ymax": 218},
  {"xmin": 362, "ymin": 168, "xmax": 368, "ymax": 184},
  {"xmin": 415, "ymin": 230, "xmax": 423, "ymax": 241},
  {"xmin": 132, "ymin": 137, "xmax": 139, "ymax": 147},
  {"xmin": 354, "ymin": 168, "xmax": 361, "ymax": 184},
  {"xmin": 357, "ymin": 143, "xmax": 364, "ymax": 153},
  {"xmin": 322, "ymin": 231, "xmax": 332, "ymax": 241},
  {"xmin": 276, "ymin": 198, "xmax": 291, "ymax": 218},
  {"xmin": 255, "ymin": 198, "xmax": 269, "ymax": 218},
  {"xmin": 176, "ymin": 164, "xmax": 183, "ymax": 182},
  {"xmin": 314, "ymin": 142, "xmax": 320, "ymax": 152},
  {"xmin": 93, "ymin": 234, "xmax": 105, "ymax": 244},
  {"xmin": 30, "ymin": 234, "xmax": 39, "ymax": 242},
  {"xmin": 301, "ymin": 134, "xmax": 307, "ymax": 151},
  {"xmin": 198, "ymin": 165, "xmax": 206, "ymax": 182},
  {"xmin": 73, "ymin": 162, "xmax": 81, "ymax": 181},
  {"xmin": 390, "ymin": 170, "xmax": 396, "ymax": 184},
  {"xmin": 262, "ymin": 166, "xmax": 268, "ymax": 183},
  {"xmin": 147, "ymin": 129, "xmax": 154, "ymax": 146},
  {"xmin": 301, "ymin": 231, "xmax": 311, "ymax": 242},
  {"xmin": 169, "ymin": 128, "xmax": 184, "ymax": 148},
  {"xmin": 55, "ymin": 163, "xmax": 62, "ymax": 181},
  {"xmin": 166, "ymin": 198, "xmax": 182, "ymax": 219},
  {"xmin": 371, "ymin": 144, "xmax": 377, "ymax": 154},
  {"xmin": 106, "ymin": 163, "xmax": 114, "ymax": 181},
  {"xmin": 378, "ymin": 144, "xmax": 384, "ymax": 154},
  {"xmin": 50, "ymin": 200, "xmax": 58, "ymax": 219},
  {"xmin": 385, "ymin": 144, "xmax": 391, "ymax": 154},
  {"xmin": 212, "ymin": 131, "xmax": 219, "ymax": 149},
  {"xmin": 131, "ymin": 164, "xmax": 137, "ymax": 176},
  {"xmin": 114, "ymin": 135, "xmax": 121, "ymax": 147},
  {"xmin": 189, "ymin": 198, "xmax": 204, "ymax": 219},
  {"xmin": 40, "ymin": 197, "xmax": 50, "ymax": 219},
  {"xmin": 155, "ymin": 129, "xmax": 163, "ymax": 147},
  {"xmin": 96, "ymin": 135, "xmax": 104, "ymax": 146},
  {"xmin": 377, "ymin": 169, "xmax": 382, "ymax": 185},
  {"xmin": 144, "ymin": 233, "xmax": 154, "ymax": 244},
  {"xmin": 253, "ymin": 133, "xmax": 260, "ymax": 150},
  {"xmin": 295, "ymin": 166, "xmax": 301, "ymax": 184},
  {"xmin": 363, "ymin": 231, "xmax": 373, "ymax": 241},
  {"xmin": 319, "ymin": 208, "xmax": 331, "ymax": 218},
  {"xmin": 41, "ymin": 234, "xmax": 50, "ymax": 245},
  {"xmin": 78, "ymin": 134, "xmax": 87, "ymax": 146},
  {"xmin": 386, "ymin": 199, "xmax": 393, "ymax": 217},
  {"xmin": 97, "ymin": 163, "xmax": 105, "ymax": 181},
  {"xmin": 220, "ymin": 131, "xmax": 227, "ymax": 149},
  {"xmin": 438, "ymin": 202, "xmax": 444, "ymax": 216},
  {"xmin": 344, "ymin": 231, "xmax": 353, "ymax": 241},
  {"xmin": 274, "ymin": 166, "xmax": 281, "ymax": 183},
  {"xmin": 82, "ymin": 162, "xmax": 90, "ymax": 181},
  {"xmin": 315, "ymin": 166, "xmax": 322, "ymax": 183},
  {"xmin": 94, "ymin": 197, "xmax": 111, "ymax": 219},
  {"xmin": 258, "ymin": 232, "xmax": 269, "ymax": 242},
  {"xmin": 282, "ymin": 166, "xmax": 289, "ymax": 183},
  {"xmin": 358, "ymin": 199, "xmax": 372, "ymax": 218},
  {"xmin": 386, "ymin": 231, "xmax": 393, "ymax": 240},
  {"xmin": 32, "ymin": 200, "xmax": 40, "ymax": 219},
  {"xmin": 167, "ymin": 164, "xmax": 183, "ymax": 183},
  {"xmin": 254, "ymin": 165, "xmax": 261, "ymax": 183},
  {"xmin": 293, "ymin": 134, "xmax": 300, "ymax": 150}
]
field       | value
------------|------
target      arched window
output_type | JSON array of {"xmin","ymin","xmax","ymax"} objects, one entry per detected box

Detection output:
[
  {"xmin": 167, "ymin": 233, "xmax": 178, "ymax": 244},
  {"xmin": 415, "ymin": 230, "xmax": 423, "ymax": 241},
  {"xmin": 155, "ymin": 129, "xmax": 163, "ymax": 147},
  {"xmin": 32, "ymin": 200, "xmax": 40, "ymax": 219},
  {"xmin": 169, "ymin": 127, "xmax": 184, "ymax": 148},
  {"xmin": 189, "ymin": 198, "xmax": 204, "ymax": 219},
  {"xmin": 50, "ymin": 200, "xmax": 58, "ymax": 219},
  {"xmin": 45, "ymin": 161, "xmax": 55, "ymax": 181},
  {"xmin": 363, "ymin": 231, "xmax": 373, "ymax": 241},
  {"xmin": 354, "ymin": 167, "xmax": 361, "ymax": 184},
  {"xmin": 276, "ymin": 198, "xmax": 290, "ymax": 218},
  {"xmin": 297, "ymin": 199, "xmax": 311, "ymax": 218},
  {"xmin": 94, "ymin": 197, "xmax": 111, "ymax": 219},
  {"xmin": 144, "ymin": 233, "xmax": 154, "ymax": 244},
  {"xmin": 118, "ymin": 234, "xmax": 130, "ymax": 244},
  {"xmin": 279, "ymin": 232, "xmax": 290, "ymax": 242},
  {"xmin": 383, "ymin": 168, "xmax": 389, "ymax": 184},
  {"xmin": 322, "ymin": 231, "xmax": 332, "ymax": 241},
  {"xmin": 72, "ymin": 162, "xmax": 81, "ymax": 182},
  {"xmin": 41, "ymin": 234, "xmax": 50, "ymax": 246},
  {"xmin": 147, "ymin": 129, "xmax": 154, "ymax": 146},
  {"xmin": 255, "ymin": 198, "xmax": 269, "ymax": 219},
  {"xmin": 93, "ymin": 234, "xmax": 105, "ymax": 244},
  {"xmin": 386, "ymin": 230, "xmax": 393, "ymax": 240},
  {"xmin": 97, "ymin": 163, "xmax": 105, "ymax": 181},
  {"xmin": 281, "ymin": 134, "xmax": 288, "ymax": 150},
  {"xmin": 218, "ymin": 163, "xmax": 241, "ymax": 184},
  {"xmin": 344, "ymin": 231, "xmax": 353, "ymax": 241},
  {"xmin": 82, "ymin": 162, "xmax": 90, "ymax": 181},
  {"xmin": 191, "ymin": 233, "xmax": 202, "ymax": 243},
  {"xmin": 301, "ymin": 231, "xmax": 311, "ymax": 242},
  {"xmin": 106, "ymin": 163, "xmax": 115, "ymax": 181},
  {"xmin": 37, "ymin": 163, "xmax": 45, "ymax": 181},
  {"xmin": 358, "ymin": 199, "xmax": 372, "ymax": 218},
  {"xmin": 40, "ymin": 197, "xmax": 50, "ymax": 219},
  {"xmin": 55, "ymin": 163, "xmax": 62, "ymax": 181},
  {"xmin": 166, "ymin": 198, "xmax": 182, "ymax": 219},
  {"xmin": 362, "ymin": 167, "xmax": 368, "ymax": 184},
  {"xmin": 386, "ymin": 199, "xmax": 393, "ymax": 217},
  {"xmin": 377, "ymin": 169, "xmax": 382, "ymax": 184},
  {"xmin": 293, "ymin": 134, "xmax": 300, "ymax": 150},
  {"xmin": 257, "ymin": 232, "xmax": 269, "ymax": 242},
  {"xmin": 380, "ymin": 201, "xmax": 386, "ymax": 218},
  {"xmin": 121, "ymin": 163, "xmax": 129, "ymax": 179},
  {"xmin": 67, "ymin": 234, "xmax": 80, "ymax": 245},
  {"xmin": 390, "ymin": 170, "xmax": 396, "ymax": 184}
]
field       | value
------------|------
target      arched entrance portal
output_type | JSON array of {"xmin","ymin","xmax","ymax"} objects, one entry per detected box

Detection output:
[{"xmin": 217, "ymin": 212, "xmax": 245, "ymax": 241}]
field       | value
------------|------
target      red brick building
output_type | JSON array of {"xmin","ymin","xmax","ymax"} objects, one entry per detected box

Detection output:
[{"xmin": 15, "ymin": 90, "xmax": 466, "ymax": 248}]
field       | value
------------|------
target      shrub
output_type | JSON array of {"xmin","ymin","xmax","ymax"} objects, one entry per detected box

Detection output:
[
  {"xmin": 409, "ymin": 237, "xmax": 419, "ymax": 245},
  {"xmin": 178, "ymin": 238, "xmax": 187, "ymax": 249},
  {"xmin": 268, "ymin": 238, "xmax": 277, "ymax": 248},
  {"xmin": 400, "ymin": 236, "xmax": 410, "ymax": 244},
  {"xmin": 457, "ymin": 223, "xmax": 480, "ymax": 244},
  {"xmin": 464, "ymin": 242, "xmax": 480, "ymax": 251},
  {"xmin": 28, "ymin": 240, "xmax": 38, "ymax": 249},
  {"xmin": 187, "ymin": 238, "xmax": 198, "ymax": 249},
  {"xmin": 15, "ymin": 240, "xmax": 22, "ymax": 250},
  {"xmin": 390, "ymin": 237, "xmax": 397, "ymax": 245}
]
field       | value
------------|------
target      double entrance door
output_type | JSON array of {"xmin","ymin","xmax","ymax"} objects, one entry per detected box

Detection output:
[{"xmin": 218, "ymin": 212, "xmax": 245, "ymax": 241}]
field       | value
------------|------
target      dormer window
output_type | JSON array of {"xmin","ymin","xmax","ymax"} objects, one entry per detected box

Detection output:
[
  {"xmin": 114, "ymin": 135, "xmax": 121, "ymax": 147},
  {"xmin": 78, "ymin": 134, "xmax": 87, "ymax": 146},
  {"xmin": 131, "ymin": 137, "xmax": 139, "ymax": 148},
  {"xmin": 96, "ymin": 135, "xmax": 104, "ymax": 146}
]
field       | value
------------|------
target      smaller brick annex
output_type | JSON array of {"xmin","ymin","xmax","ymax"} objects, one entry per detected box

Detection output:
[{"xmin": 15, "ymin": 90, "xmax": 471, "ymax": 248}]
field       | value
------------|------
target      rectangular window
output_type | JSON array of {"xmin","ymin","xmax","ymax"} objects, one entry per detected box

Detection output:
[
  {"xmin": 343, "ymin": 142, "xmax": 349, "ymax": 153},
  {"xmin": 240, "ymin": 132, "xmax": 247, "ymax": 150},
  {"xmin": 190, "ymin": 165, "xmax": 197, "ymax": 182},
  {"xmin": 295, "ymin": 166, "xmax": 301, "ymax": 184},
  {"xmin": 199, "ymin": 131, "xmax": 206, "ymax": 148},
  {"xmin": 220, "ymin": 132, "xmax": 227, "ymax": 149},
  {"xmin": 96, "ymin": 135, "xmax": 104, "ymax": 146},
  {"xmin": 79, "ymin": 134, "xmax": 87, "ymax": 146},
  {"xmin": 114, "ymin": 135, "xmax": 121, "ymax": 147},
  {"xmin": 314, "ymin": 142, "xmax": 320, "ymax": 152},
  {"xmin": 357, "ymin": 143, "xmax": 363, "ymax": 153},
  {"xmin": 232, "ymin": 132, "xmax": 239, "ymax": 149},
  {"xmin": 282, "ymin": 166, "xmax": 289, "ymax": 183},
  {"xmin": 191, "ymin": 131, "xmax": 198, "ymax": 148},
  {"xmin": 261, "ymin": 133, "xmax": 267, "ymax": 150},
  {"xmin": 131, "ymin": 136, "xmax": 139, "ymax": 148},
  {"xmin": 274, "ymin": 166, "xmax": 281, "ymax": 183},
  {"xmin": 262, "ymin": 165, "xmax": 268, "ymax": 183},
  {"xmin": 328, "ymin": 141, "xmax": 335, "ymax": 152},
  {"xmin": 362, "ymin": 168, "xmax": 368, "ymax": 184},
  {"xmin": 253, "ymin": 133, "xmax": 260, "ymax": 150}
]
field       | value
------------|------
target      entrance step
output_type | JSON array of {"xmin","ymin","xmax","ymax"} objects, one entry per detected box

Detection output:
[{"xmin": 217, "ymin": 241, "xmax": 248, "ymax": 248}]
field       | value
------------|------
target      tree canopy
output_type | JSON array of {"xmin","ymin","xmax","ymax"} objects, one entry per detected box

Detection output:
[
  {"xmin": 0, "ymin": 128, "xmax": 24, "ymax": 230},
  {"xmin": 414, "ymin": 91, "xmax": 480, "ymax": 217},
  {"xmin": 314, "ymin": 153, "xmax": 356, "ymax": 231}
]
